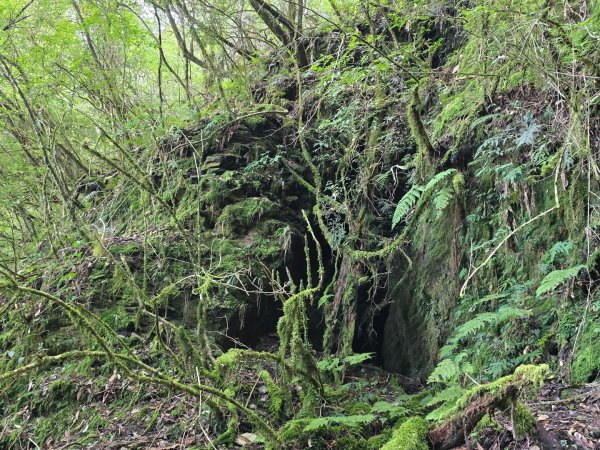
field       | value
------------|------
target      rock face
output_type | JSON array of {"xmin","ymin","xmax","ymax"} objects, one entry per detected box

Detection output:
[{"xmin": 381, "ymin": 201, "xmax": 464, "ymax": 377}]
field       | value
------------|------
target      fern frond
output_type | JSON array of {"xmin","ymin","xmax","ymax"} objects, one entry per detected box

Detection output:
[
  {"xmin": 391, "ymin": 169, "xmax": 458, "ymax": 229},
  {"xmin": 391, "ymin": 185, "xmax": 424, "ymax": 229},
  {"xmin": 425, "ymin": 386, "xmax": 466, "ymax": 421},
  {"xmin": 427, "ymin": 358, "xmax": 458, "ymax": 384},
  {"xmin": 303, "ymin": 414, "xmax": 375, "ymax": 432},
  {"xmin": 472, "ymin": 292, "xmax": 508, "ymax": 306},
  {"xmin": 424, "ymin": 168, "xmax": 457, "ymax": 191},
  {"xmin": 370, "ymin": 401, "xmax": 410, "ymax": 419},
  {"xmin": 468, "ymin": 113, "xmax": 503, "ymax": 132},
  {"xmin": 432, "ymin": 187, "xmax": 454, "ymax": 214},
  {"xmin": 451, "ymin": 307, "xmax": 530, "ymax": 342},
  {"xmin": 536, "ymin": 264, "xmax": 587, "ymax": 296},
  {"xmin": 426, "ymin": 385, "xmax": 465, "ymax": 408},
  {"xmin": 548, "ymin": 241, "xmax": 573, "ymax": 263},
  {"xmin": 453, "ymin": 312, "xmax": 497, "ymax": 341},
  {"xmin": 343, "ymin": 352, "xmax": 374, "ymax": 365}
]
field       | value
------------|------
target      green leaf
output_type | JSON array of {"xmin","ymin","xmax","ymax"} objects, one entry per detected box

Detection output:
[
  {"xmin": 391, "ymin": 185, "xmax": 424, "ymax": 229},
  {"xmin": 536, "ymin": 265, "xmax": 587, "ymax": 296},
  {"xmin": 370, "ymin": 401, "xmax": 410, "ymax": 419},
  {"xmin": 427, "ymin": 359, "xmax": 458, "ymax": 384},
  {"xmin": 343, "ymin": 352, "xmax": 374, "ymax": 365},
  {"xmin": 432, "ymin": 187, "xmax": 454, "ymax": 215},
  {"xmin": 391, "ymin": 169, "xmax": 458, "ymax": 229},
  {"xmin": 468, "ymin": 113, "xmax": 503, "ymax": 132},
  {"xmin": 303, "ymin": 414, "xmax": 375, "ymax": 432}
]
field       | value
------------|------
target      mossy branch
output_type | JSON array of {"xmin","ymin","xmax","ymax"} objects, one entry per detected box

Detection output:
[
  {"xmin": 0, "ymin": 350, "xmax": 105, "ymax": 384},
  {"xmin": 407, "ymin": 85, "xmax": 435, "ymax": 177},
  {"xmin": 349, "ymin": 170, "xmax": 457, "ymax": 261},
  {"xmin": 0, "ymin": 277, "xmax": 282, "ymax": 447},
  {"xmin": 0, "ymin": 348, "xmax": 281, "ymax": 446}
]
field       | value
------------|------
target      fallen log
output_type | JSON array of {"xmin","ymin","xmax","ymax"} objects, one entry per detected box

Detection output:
[{"xmin": 427, "ymin": 365, "xmax": 548, "ymax": 450}]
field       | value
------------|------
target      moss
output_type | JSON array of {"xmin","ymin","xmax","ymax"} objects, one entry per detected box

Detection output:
[
  {"xmin": 202, "ymin": 237, "xmax": 248, "ymax": 278},
  {"xmin": 146, "ymin": 408, "xmax": 161, "ymax": 429},
  {"xmin": 215, "ymin": 197, "xmax": 276, "ymax": 237},
  {"xmin": 513, "ymin": 401, "xmax": 536, "ymax": 438},
  {"xmin": 407, "ymin": 86, "xmax": 434, "ymax": 180},
  {"xmin": 136, "ymin": 405, "xmax": 149, "ymax": 420},
  {"xmin": 571, "ymin": 322, "xmax": 600, "ymax": 384},
  {"xmin": 48, "ymin": 378, "xmax": 78, "ymax": 402},
  {"xmin": 32, "ymin": 404, "xmax": 103, "ymax": 445},
  {"xmin": 108, "ymin": 242, "xmax": 143, "ymax": 256},
  {"xmin": 380, "ymin": 417, "xmax": 429, "ymax": 450},
  {"xmin": 474, "ymin": 413, "xmax": 502, "ymax": 432},
  {"xmin": 298, "ymin": 388, "xmax": 322, "ymax": 418},
  {"xmin": 334, "ymin": 436, "xmax": 368, "ymax": 449},
  {"xmin": 382, "ymin": 196, "xmax": 462, "ymax": 376},
  {"xmin": 429, "ymin": 365, "xmax": 548, "ymax": 424},
  {"xmin": 260, "ymin": 370, "xmax": 285, "ymax": 416},
  {"xmin": 212, "ymin": 348, "xmax": 245, "ymax": 378},
  {"xmin": 99, "ymin": 304, "xmax": 134, "ymax": 333},
  {"xmin": 34, "ymin": 379, "xmax": 78, "ymax": 415},
  {"xmin": 457, "ymin": 364, "xmax": 547, "ymax": 410},
  {"xmin": 171, "ymin": 402, "xmax": 187, "ymax": 418},
  {"xmin": 44, "ymin": 326, "xmax": 82, "ymax": 355},
  {"xmin": 252, "ymin": 219, "xmax": 292, "ymax": 260},
  {"xmin": 35, "ymin": 415, "xmax": 63, "ymax": 445},
  {"xmin": 366, "ymin": 428, "xmax": 393, "ymax": 450},
  {"xmin": 345, "ymin": 401, "xmax": 371, "ymax": 415}
]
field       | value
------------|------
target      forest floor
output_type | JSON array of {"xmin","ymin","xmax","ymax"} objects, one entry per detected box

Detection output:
[
  {"xmin": 474, "ymin": 381, "xmax": 600, "ymax": 450},
  {"xmin": 4, "ymin": 361, "xmax": 598, "ymax": 450}
]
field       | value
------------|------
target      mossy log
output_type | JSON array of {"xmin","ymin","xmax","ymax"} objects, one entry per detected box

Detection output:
[
  {"xmin": 427, "ymin": 384, "xmax": 518, "ymax": 450},
  {"xmin": 428, "ymin": 365, "xmax": 547, "ymax": 450}
]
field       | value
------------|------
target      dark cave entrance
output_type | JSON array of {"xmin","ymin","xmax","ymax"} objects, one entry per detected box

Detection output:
[
  {"xmin": 214, "ymin": 218, "xmax": 396, "ymax": 370},
  {"xmin": 351, "ymin": 281, "xmax": 391, "ymax": 367}
]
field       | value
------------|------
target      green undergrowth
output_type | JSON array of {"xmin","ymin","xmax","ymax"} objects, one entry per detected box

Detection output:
[
  {"xmin": 571, "ymin": 321, "xmax": 600, "ymax": 384},
  {"xmin": 1, "ymin": 0, "xmax": 599, "ymax": 448}
]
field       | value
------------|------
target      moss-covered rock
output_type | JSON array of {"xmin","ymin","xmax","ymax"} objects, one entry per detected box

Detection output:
[
  {"xmin": 215, "ymin": 197, "xmax": 276, "ymax": 237},
  {"xmin": 382, "ymin": 199, "xmax": 463, "ymax": 377},
  {"xmin": 571, "ymin": 322, "xmax": 600, "ymax": 384}
]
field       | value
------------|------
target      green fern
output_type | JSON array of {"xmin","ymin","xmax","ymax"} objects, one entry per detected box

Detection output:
[
  {"xmin": 427, "ymin": 358, "xmax": 458, "ymax": 383},
  {"xmin": 440, "ymin": 306, "xmax": 530, "ymax": 358},
  {"xmin": 540, "ymin": 241, "xmax": 574, "ymax": 274},
  {"xmin": 391, "ymin": 185, "xmax": 424, "ymax": 229},
  {"xmin": 391, "ymin": 169, "xmax": 458, "ymax": 229},
  {"xmin": 343, "ymin": 352, "xmax": 374, "ymax": 365},
  {"xmin": 426, "ymin": 385, "xmax": 466, "ymax": 408},
  {"xmin": 536, "ymin": 264, "xmax": 587, "ymax": 296},
  {"xmin": 303, "ymin": 414, "xmax": 375, "ymax": 432},
  {"xmin": 472, "ymin": 292, "xmax": 508, "ymax": 306},
  {"xmin": 424, "ymin": 168, "xmax": 457, "ymax": 191},
  {"xmin": 454, "ymin": 306, "xmax": 529, "ymax": 341},
  {"xmin": 548, "ymin": 241, "xmax": 573, "ymax": 263},
  {"xmin": 370, "ymin": 401, "xmax": 410, "ymax": 420},
  {"xmin": 425, "ymin": 386, "xmax": 467, "ymax": 422},
  {"xmin": 468, "ymin": 113, "xmax": 503, "ymax": 132},
  {"xmin": 432, "ymin": 187, "xmax": 454, "ymax": 216}
]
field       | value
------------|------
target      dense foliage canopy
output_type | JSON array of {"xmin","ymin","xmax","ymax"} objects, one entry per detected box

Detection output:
[{"xmin": 0, "ymin": 0, "xmax": 599, "ymax": 448}]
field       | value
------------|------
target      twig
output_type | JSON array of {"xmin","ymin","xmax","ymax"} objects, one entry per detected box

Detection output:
[{"xmin": 459, "ymin": 154, "xmax": 562, "ymax": 297}]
